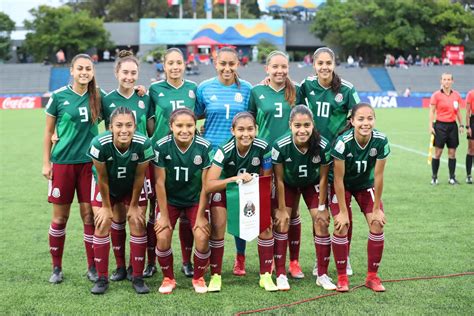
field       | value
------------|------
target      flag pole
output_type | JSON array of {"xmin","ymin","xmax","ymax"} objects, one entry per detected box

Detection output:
[
  {"xmin": 238, "ymin": 2, "xmax": 241, "ymax": 19},
  {"xmin": 224, "ymin": 0, "xmax": 227, "ymax": 19},
  {"xmin": 179, "ymin": 2, "xmax": 183, "ymax": 19}
]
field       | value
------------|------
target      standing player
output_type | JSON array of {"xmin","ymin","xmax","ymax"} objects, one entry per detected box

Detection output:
[
  {"xmin": 153, "ymin": 108, "xmax": 211, "ymax": 294},
  {"xmin": 205, "ymin": 112, "xmax": 277, "ymax": 292},
  {"xmin": 88, "ymin": 106, "xmax": 154, "ymax": 294},
  {"xmin": 330, "ymin": 103, "xmax": 390, "ymax": 292},
  {"xmin": 300, "ymin": 47, "xmax": 360, "ymax": 277},
  {"xmin": 429, "ymin": 73, "xmax": 464, "ymax": 185},
  {"xmin": 101, "ymin": 50, "xmax": 154, "ymax": 281},
  {"xmin": 148, "ymin": 48, "xmax": 198, "ymax": 278},
  {"xmin": 250, "ymin": 50, "xmax": 305, "ymax": 279},
  {"xmin": 464, "ymin": 89, "xmax": 474, "ymax": 184},
  {"xmin": 272, "ymin": 105, "xmax": 333, "ymax": 291},
  {"xmin": 42, "ymin": 54, "xmax": 102, "ymax": 284},
  {"xmin": 195, "ymin": 47, "xmax": 253, "ymax": 276}
]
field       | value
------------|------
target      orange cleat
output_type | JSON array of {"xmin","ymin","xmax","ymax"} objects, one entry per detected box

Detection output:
[
  {"xmin": 365, "ymin": 275, "xmax": 385, "ymax": 292},
  {"xmin": 288, "ymin": 260, "xmax": 305, "ymax": 279},
  {"xmin": 233, "ymin": 254, "xmax": 246, "ymax": 276},
  {"xmin": 336, "ymin": 274, "xmax": 349, "ymax": 292},
  {"xmin": 158, "ymin": 277, "xmax": 176, "ymax": 294}
]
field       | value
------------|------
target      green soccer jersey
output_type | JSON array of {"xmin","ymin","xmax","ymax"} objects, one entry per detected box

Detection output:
[
  {"xmin": 331, "ymin": 128, "xmax": 390, "ymax": 191},
  {"xmin": 101, "ymin": 89, "xmax": 152, "ymax": 135},
  {"xmin": 248, "ymin": 84, "xmax": 301, "ymax": 146},
  {"xmin": 45, "ymin": 85, "xmax": 103, "ymax": 164},
  {"xmin": 149, "ymin": 79, "xmax": 198, "ymax": 143},
  {"xmin": 88, "ymin": 131, "xmax": 155, "ymax": 198},
  {"xmin": 299, "ymin": 76, "xmax": 360, "ymax": 141},
  {"xmin": 272, "ymin": 132, "xmax": 331, "ymax": 188},
  {"xmin": 152, "ymin": 135, "xmax": 211, "ymax": 208},
  {"xmin": 212, "ymin": 137, "xmax": 272, "ymax": 178}
]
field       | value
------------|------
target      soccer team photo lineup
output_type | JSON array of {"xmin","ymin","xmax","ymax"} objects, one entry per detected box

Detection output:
[{"xmin": 1, "ymin": 0, "xmax": 473, "ymax": 314}]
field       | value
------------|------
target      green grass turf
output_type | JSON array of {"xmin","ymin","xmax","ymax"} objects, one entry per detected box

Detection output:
[{"xmin": 0, "ymin": 108, "xmax": 472, "ymax": 315}]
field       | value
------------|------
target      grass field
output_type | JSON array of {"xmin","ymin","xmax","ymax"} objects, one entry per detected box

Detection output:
[{"xmin": 0, "ymin": 108, "xmax": 472, "ymax": 315}]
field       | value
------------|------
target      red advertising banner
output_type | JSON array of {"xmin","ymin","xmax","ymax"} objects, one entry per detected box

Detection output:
[
  {"xmin": 0, "ymin": 97, "xmax": 42, "ymax": 110},
  {"xmin": 442, "ymin": 45, "xmax": 464, "ymax": 65}
]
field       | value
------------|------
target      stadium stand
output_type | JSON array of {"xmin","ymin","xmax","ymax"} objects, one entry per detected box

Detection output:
[{"xmin": 0, "ymin": 63, "xmax": 51, "ymax": 94}]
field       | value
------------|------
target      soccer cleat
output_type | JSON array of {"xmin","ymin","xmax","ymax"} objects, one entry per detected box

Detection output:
[
  {"xmin": 143, "ymin": 264, "xmax": 157, "ymax": 278},
  {"xmin": 336, "ymin": 275, "xmax": 349, "ymax": 292},
  {"xmin": 312, "ymin": 260, "xmax": 318, "ymax": 277},
  {"xmin": 91, "ymin": 276, "xmax": 109, "ymax": 295},
  {"xmin": 276, "ymin": 274, "xmax": 290, "ymax": 291},
  {"xmin": 132, "ymin": 277, "xmax": 150, "ymax": 294},
  {"xmin": 259, "ymin": 272, "xmax": 278, "ymax": 292},
  {"xmin": 49, "ymin": 266, "xmax": 63, "ymax": 284},
  {"xmin": 466, "ymin": 175, "xmax": 472, "ymax": 184},
  {"xmin": 346, "ymin": 257, "xmax": 353, "ymax": 276},
  {"xmin": 288, "ymin": 260, "xmax": 304, "ymax": 279},
  {"xmin": 448, "ymin": 178, "xmax": 460, "ymax": 185},
  {"xmin": 192, "ymin": 277, "xmax": 208, "ymax": 294},
  {"xmin": 207, "ymin": 274, "xmax": 222, "ymax": 292},
  {"xmin": 431, "ymin": 176, "xmax": 439, "ymax": 185},
  {"xmin": 316, "ymin": 274, "xmax": 337, "ymax": 290},
  {"xmin": 86, "ymin": 266, "xmax": 98, "ymax": 282},
  {"xmin": 365, "ymin": 275, "xmax": 385, "ymax": 292},
  {"xmin": 110, "ymin": 267, "xmax": 127, "ymax": 281},
  {"xmin": 158, "ymin": 277, "xmax": 176, "ymax": 294},
  {"xmin": 233, "ymin": 254, "xmax": 246, "ymax": 276},
  {"xmin": 126, "ymin": 265, "xmax": 133, "ymax": 281},
  {"xmin": 181, "ymin": 262, "xmax": 194, "ymax": 278}
]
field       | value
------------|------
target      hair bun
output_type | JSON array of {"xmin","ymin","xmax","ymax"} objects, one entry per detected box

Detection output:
[{"xmin": 118, "ymin": 50, "xmax": 133, "ymax": 58}]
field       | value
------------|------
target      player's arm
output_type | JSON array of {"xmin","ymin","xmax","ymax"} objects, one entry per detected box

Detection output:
[
  {"xmin": 272, "ymin": 163, "xmax": 289, "ymax": 230},
  {"xmin": 146, "ymin": 118, "xmax": 155, "ymax": 138},
  {"xmin": 127, "ymin": 161, "xmax": 149, "ymax": 227},
  {"xmin": 93, "ymin": 159, "xmax": 113, "ymax": 228},
  {"xmin": 206, "ymin": 162, "xmax": 253, "ymax": 193},
  {"xmin": 372, "ymin": 159, "xmax": 387, "ymax": 226},
  {"xmin": 333, "ymin": 158, "xmax": 350, "ymax": 231},
  {"xmin": 318, "ymin": 164, "xmax": 330, "ymax": 207},
  {"xmin": 194, "ymin": 168, "xmax": 211, "ymax": 236},
  {"xmin": 154, "ymin": 166, "xmax": 172, "ymax": 233},
  {"xmin": 42, "ymin": 115, "xmax": 56, "ymax": 179}
]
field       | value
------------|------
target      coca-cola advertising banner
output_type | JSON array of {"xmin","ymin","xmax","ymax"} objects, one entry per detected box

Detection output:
[{"xmin": 0, "ymin": 96, "xmax": 43, "ymax": 110}]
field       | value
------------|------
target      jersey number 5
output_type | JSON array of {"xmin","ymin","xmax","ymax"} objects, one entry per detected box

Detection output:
[{"xmin": 299, "ymin": 165, "xmax": 307, "ymax": 177}]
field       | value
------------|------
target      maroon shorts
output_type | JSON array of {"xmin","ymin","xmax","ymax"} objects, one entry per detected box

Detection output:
[
  {"xmin": 282, "ymin": 183, "xmax": 320, "ymax": 210},
  {"xmin": 210, "ymin": 190, "xmax": 227, "ymax": 208},
  {"xmin": 48, "ymin": 162, "xmax": 93, "ymax": 204},
  {"xmin": 145, "ymin": 164, "xmax": 155, "ymax": 199},
  {"xmin": 329, "ymin": 185, "xmax": 384, "ymax": 216},
  {"xmin": 155, "ymin": 203, "xmax": 199, "ymax": 229},
  {"xmin": 90, "ymin": 178, "xmax": 148, "ymax": 207}
]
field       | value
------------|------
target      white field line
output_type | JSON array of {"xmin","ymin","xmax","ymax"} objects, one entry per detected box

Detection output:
[{"xmin": 391, "ymin": 143, "xmax": 465, "ymax": 169}]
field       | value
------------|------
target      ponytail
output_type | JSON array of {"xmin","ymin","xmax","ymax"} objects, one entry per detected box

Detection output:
[
  {"xmin": 284, "ymin": 77, "xmax": 296, "ymax": 106},
  {"xmin": 289, "ymin": 105, "xmax": 321, "ymax": 158}
]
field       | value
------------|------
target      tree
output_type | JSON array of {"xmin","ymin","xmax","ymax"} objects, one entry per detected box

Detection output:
[
  {"xmin": 0, "ymin": 12, "xmax": 15, "ymax": 61},
  {"xmin": 311, "ymin": 0, "xmax": 474, "ymax": 62},
  {"xmin": 23, "ymin": 5, "xmax": 112, "ymax": 62}
]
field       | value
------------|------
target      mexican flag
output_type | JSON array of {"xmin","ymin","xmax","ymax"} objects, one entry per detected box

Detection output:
[
  {"xmin": 226, "ymin": 175, "xmax": 271, "ymax": 241},
  {"xmin": 168, "ymin": 0, "xmax": 180, "ymax": 6}
]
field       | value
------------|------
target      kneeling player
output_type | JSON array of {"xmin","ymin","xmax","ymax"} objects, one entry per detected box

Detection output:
[
  {"xmin": 88, "ymin": 106, "xmax": 154, "ymax": 294},
  {"xmin": 153, "ymin": 108, "xmax": 211, "ymax": 294},
  {"xmin": 330, "ymin": 103, "xmax": 390, "ymax": 292}
]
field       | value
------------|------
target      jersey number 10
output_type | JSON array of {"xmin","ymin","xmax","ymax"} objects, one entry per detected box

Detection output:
[{"xmin": 315, "ymin": 101, "xmax": 330, "ymax": 118}]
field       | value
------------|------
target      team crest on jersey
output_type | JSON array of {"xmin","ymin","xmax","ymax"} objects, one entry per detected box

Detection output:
[
  {"xmin": 234, "ymin": 92, "xmax": 243, "ymax": 103},
  {"xmin": 131, "ymin": 153, "xmax": 139, "ymax": 161},
  {"xmin": 213, "ymin": 193, "xmax": 222, "ymax": 202},
  {"xmin": 52, "ymin": 188, "xmax": 61, "ymax": 198},
  {"xmin": 138, "ymin": 100, "xmax": 145, "ymax": 109},
  {"xmin": 335, "ymin": 93, "xmax": 343, "ymax": 103},
  {"xmin": 193, "ymin": 155, "xmax": 202, "ymax": 165},
  {"xmin": 251, "ymin": 157, "xmax": 260, "ymax": 166},
  {"xmin": 312, "ymin": 155, "xmax": 321, "ymax": 164},
  {"xmin": 189, "ymin": 90, "xmax": 195, "ymax": 99},
  {"xmin": 453, "ymin": 101, "xmax": 459, "ymax": 110},
  {"xmin": 369, "ymin": 148, "xmax": 378, "ymax": 157},
  {"xmin": 96, "ymin": 192, "xmax": 102, "ymax": 202}
]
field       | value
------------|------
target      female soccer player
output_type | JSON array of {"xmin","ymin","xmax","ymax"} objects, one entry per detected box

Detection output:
[
  {"xmin": 250, "ymin": 50, "xmax": 305, "ymax": 279},
  {"xmin": 101, "ymin": 50, "xmax": 154, "ymax": 281},
  {"xmin": 148, "ymin": 48, "xmax": 198, "ymax": 278},
  {"xmin": 153, "ymin": 108, "xmax": 211, "ymax": 294},
  {"xmin": 195, "ymin": 47, "xmax": 253, "ymax": 276},
  {"xmin": 330, "ymin": 102, "xmax": 390, "ymax": 292},
  {"xmin": 88, "ymin": 106, "xmax": 154, "ymax": 294},
  {"xmin": 429, "ymin": 73, "xmax": 464, "ymax": 185},
  {"xmin": 43, "ymin": 53, "xmax": 102, "ymax": 284},
  {"xmin": 205, "ymin": 112, "xmax": 277, "ymax": 292},
  {"xmin": 464, "ymin": 89, "xmax": 473, "ymax": 184},
  {"xmin": 272, "ymin": 105, "xmax": 332, "ymax": 290},
  {"xmin": 300, "ymin": 47, "xmax": 360, "ymax": 277}
]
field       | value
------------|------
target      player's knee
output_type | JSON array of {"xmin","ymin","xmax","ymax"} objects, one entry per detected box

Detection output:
[
  {"xmin": 369, "ymin": 221, "xmax": 384, "ymax": 233},
  {"xmin": 259, "ymin": 227, "xmax": 273, "ymax": 239},
  {"xmin": 194, "ymin": 230, "xmax": 209, "ymax": 246},
  {"xmin": 157, "ymin": 230, "xmax": 172, "ymax": 245},
  {"xmin": 315, "ymin": 222, "xmax": 329, "ymax": 235},
  {"xmin": 53, "ymin": 215, "xmax": 69, "ymax": 225}
]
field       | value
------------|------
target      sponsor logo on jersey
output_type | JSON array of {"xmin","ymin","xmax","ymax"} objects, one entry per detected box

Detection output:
[
  {"xmin": 189, "ymin": 90, "xmax": 195, "ymax": 99},
  {"xmin": 158, "ymin": 92, "xmax": 164, "ymax": 97},
  {"xmin": 369, "ymin": 148, "xmax": 378, "ymax": 157},
  {"xmin": 228, "ymin": 161, "xmax": 235, "ymax": 165},
  {"xmin": 63, "ymin": 100, "xmax": 70, "ymax": 105},
  {"xmin": 131, "ymin": 153, "xmax": 139, "ymax": 161},
  {"xmin": 52, "ymin": 188, "xmax": 61, "ymax": 198},
  {"xmin": 138, "ymin": 100, "xmax": 145, "ymax": 109},
  {"xmin": 210, "ymin": 95, "xmax": 218, "ymax": 101},
  {"xmin": 109, "ymin": 103, "xmax": 116, "ymax": 108},
  {"xmin": 165, "ymin": 155, "xmax": 172, "ymax": 160},
  {"xmin": 107, "ymin": 157, "xmax": 113, "ymax": 161},
  {"xmin": 193, "ymin": 155, "xmax": 202, "ymax": 165},
  {"xmin": 310, "ymin": 91, "xmax": 315, "ymax": 96},
  {"xmin": 335, "ymin": 140, "xmax": 345, "ymax": 154},
  {"xmin": 346, "ymin": 153, "xmax": 353, "ymax": 158},
  {"xmin": 335, "ymin": 93, "xmax": 343, "ymax": 102},
  {"xmin": 251, "ymin": 157, "xmax": 260, "ymax": 166},
  {"xmin": 234, "ymin": 92, "xmax": 243, "ymax": 103},
  {"xmin": 96, "ymin": 192, "xmax": 102, "ymax": 202},
  {"xmin": 271, "ymin": 148, "xmax": 280, "ymax": 161},
  {"xmin": 259, "ymin": 95, "xmax": 265, "ymax": 99},
  {"xmin": 312, "ymin": 155, "xmax": 321, "ymax": 163},
  {"xmin": 90, "ymin": 145, "xmax": 100, "ymax": 159},
  {"xmin": 285, "ymin": 157, "xmax": 292, "ymax": 162},
  {"xmin": 213, "ymin": 192, "xmax": 222, "ymax": 202}
]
